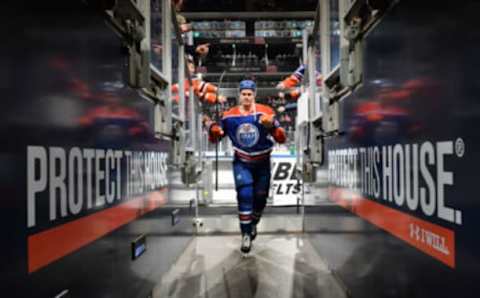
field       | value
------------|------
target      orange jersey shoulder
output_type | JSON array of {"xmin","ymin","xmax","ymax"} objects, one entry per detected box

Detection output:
[
  {"xmin": 255, "ymin": 103, "xmax": 275, "ymax": 116},
  {"xmin": 222, "ymin": 106, "xmax": 241, "ymax": 118},
  {"xmin": 222, "ymin": 104, "xmax": 275, "ymax": 118}
]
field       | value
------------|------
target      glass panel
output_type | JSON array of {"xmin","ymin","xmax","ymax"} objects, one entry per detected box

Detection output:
[
  {"xmin": 171, "ymin": 24, "xmax": 179, "ymax": 116},
  {"xmin": 330, "ymin": 0, "xmax": 340, "ymax": 70},
  {"xmin": 150, "ymin": 0, "xmax": 163, "ymax": 71},
  {"xmin": 315, "ymin": 30, "xmax": 322, "ymax": 77},
  {"xmin": 184, "ymin": 85, "xmax": 193, "ymax": 148}
]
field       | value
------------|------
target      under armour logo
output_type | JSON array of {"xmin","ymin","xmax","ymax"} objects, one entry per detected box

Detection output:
[{"xmin": 409, "ymin": 223, "xmax": 420, "ymax": 240}]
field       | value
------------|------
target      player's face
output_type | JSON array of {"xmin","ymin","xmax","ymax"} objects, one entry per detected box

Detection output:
[
  {"xmin": 239, "ymin": 89, "xmax": 255, "ymax": 108},
  {"xmin": 187, "ymin": 61, "xmax": 195, "ymax": 75}
]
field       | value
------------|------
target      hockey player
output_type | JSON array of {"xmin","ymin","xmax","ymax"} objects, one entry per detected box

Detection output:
[
  {"xmin": 276, "ymin": 64, "xmax": 322, "ymax": 100},
  {"xmin": 172, "ymin": 55, "xmax": 225, "ymax": 104},
  {"xmin": 171, "ymin": 76, "xmax": 222, "ymax": 104},
  {"xmin": 205, "ymin": 80, "xmax": 286, "ymax": 253},
  {"xmin": 276, "ymin": 64, "xmax": 306, "ymax": 90}
]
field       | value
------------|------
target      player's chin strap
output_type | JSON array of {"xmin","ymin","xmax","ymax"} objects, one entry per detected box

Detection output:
[{"xmin": 215, "ymin": 70, "xmax": 227, "ymax": 191}]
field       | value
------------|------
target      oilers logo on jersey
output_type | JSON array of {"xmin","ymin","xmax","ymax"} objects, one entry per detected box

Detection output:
[
  {"xmin": 209, "ymin": 103, "xmax": 286, "ymax": 162},
  {"xmin": 236, "ymin": 123, "xmax": 259, "ymax": 148}
]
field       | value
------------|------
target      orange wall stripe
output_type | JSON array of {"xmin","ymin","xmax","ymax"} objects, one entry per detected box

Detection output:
[
  {"xmin": 28, "ymin": 190, "xmax": 167, "ymax": 273},
  {"xmin": 329, "ymin": 187, "xmax": 455, "ymax": 268}
]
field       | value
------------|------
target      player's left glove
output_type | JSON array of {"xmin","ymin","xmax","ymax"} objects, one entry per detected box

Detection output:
[{"xmin": 259, "ymin": 114, "xmax": 275, "ymax": 129}]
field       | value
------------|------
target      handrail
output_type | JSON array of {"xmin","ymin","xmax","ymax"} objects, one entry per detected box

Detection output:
[{"xmin": 150, "ymin": 65, "xmax": 169, "ymax": 86}]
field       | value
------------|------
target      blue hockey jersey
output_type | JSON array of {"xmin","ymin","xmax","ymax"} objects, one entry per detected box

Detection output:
[{"xmin": 211, "ymin": 103, "xmax": 286, "ymax": 162}]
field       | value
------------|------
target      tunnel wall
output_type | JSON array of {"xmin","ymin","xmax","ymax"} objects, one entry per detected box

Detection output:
[
  {"xmin": 305, "ymin": 1, "xmax": 480, "ymax": 297},
  {"xmin": 1, "ymin": 1, "xmax": 192, "ymax": 297}
]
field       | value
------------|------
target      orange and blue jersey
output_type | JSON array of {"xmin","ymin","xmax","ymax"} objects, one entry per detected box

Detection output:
[
  {"xmin": 210, "ymin": 103, "xmax": 286, "ymax": 162},
  {"xmin": 279, "ymin": 64, "xmax": 322, "ymax": 91},
  {"xmin": 279, "ymin": 64, "xmax": 305, "ymax": 89},
  {"xmin": 208, "ymin": 103, "xmax": 286, "ymax": 235},
  {"xmin": 172, "ymin": 77, "xmax": 219, "ymax": 104}
]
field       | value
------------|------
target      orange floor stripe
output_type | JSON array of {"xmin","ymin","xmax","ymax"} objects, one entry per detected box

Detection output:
[
  {"xmin": 329, "ymin": 187, "xmax": 455, "ymax": 268},
  {"xmin": 28, "ymin": 190, "xmax": 167, "ymax": 273}
]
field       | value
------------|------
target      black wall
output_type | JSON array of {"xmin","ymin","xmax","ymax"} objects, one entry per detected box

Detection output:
[
  {"xmin": 1, "ymin": 1, "xmax": 192, "ymax": 297},
  {"xmin": 306, "ymin": 1, "xmax": 480, "ymax": 297}
]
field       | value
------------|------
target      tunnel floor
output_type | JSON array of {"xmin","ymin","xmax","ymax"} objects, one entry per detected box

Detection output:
[{"xmin": 152, "ymin": 232, "xmax": 348, "ymax": 298}]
